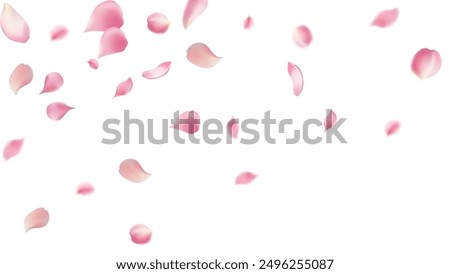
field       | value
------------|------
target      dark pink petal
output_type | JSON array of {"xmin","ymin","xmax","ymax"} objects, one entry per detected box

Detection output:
[
  {"xmin": 371, "ymin": 8, "xmax": 399, "ymax": 28},
  {"xmin": 287, "ymin": 62, "xmax": 304, "ymax": 96},
  {"xmin": 87, "ymin": 59, "xmax": 99, "ymax": 70},
  {"xmin": 227, "ymin": 117, "xmax": 239, "ymax": 139},
  {"xmin": 244, "ymin": 16, "xmax": 254, "ymax": 29},
  {"xmin": 85, "ymin": 1, "xmax": 123, "ymax": 32},
  {"xmin": 41, "ymin": 72, "xmax": 64, "ymax": 94},
  {"xmin": 3, "ymin": 138, "xmax": 24, "ymax": 161},
  {"xmin": 9, "ymin": 64, "xmax": 33, "ymax": 94},
  {"xmin": 292, "ymin": 25, "xmax": 312, "ymax": 48},
  {"xmin": 172, "ymin": 111, "xmax": 200, "ymax": 134},
  {"xmin": 411, "ymin": 48, "xmax": 442, "ymax": 79},
  {"xmin": 119, "ymin": 159, "xmax": 151, "ymax": 183},
  {"xmin": 98, "ymin": 27, "xmax": 128, "ymax": 58},
  {"xmin": 385, "ymin": 120, "xmax": 401, "ymax": 136},
  {"xmin": 235, "ymin": 172, "xmax": 257, "ymax": 185},
  {"xmin": 183, "ymin": 0, "xmax": 208, "ymax": 29},
  {"xmin": 114, "ymin": 77, "xmax": 133, "ymax": 98},
  {"xmin": 1, "ymin": 3, "xmax": 29, "ymax": 43},
  {"xmin": 130, "ymin": 224, "xmax": 152, "ymax": 244},
  {"xmin": 46, "ymin": 102, "xmax": 74, "ymax": 121},
  {"xmin": 147, "ymin": 12, "xmax": 170, "ymax": 34},
  {"xmin": 50, "ymin": 25, "xmax": 68, "ymax": 41},
  {"xmin": 142, "ymin": 62, "xmax": 171, "ymax": 79},
  {"xmin": 324, "ymin": 110, "xmax": 337, "ymax": 131},
  {"xmin": 24, "ymin": 208, "xmax": 49, "ymax": 232},
  {"xmin": 76, "ymin": 182, "xmax": 94, "ymax": 195},
  {"xmin": 186, "ymin": 43, "xmax": 221, "ymax": 68}
]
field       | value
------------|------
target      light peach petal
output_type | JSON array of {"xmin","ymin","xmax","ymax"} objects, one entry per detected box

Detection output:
[
  {"xmin": 385, "ymin": 120, "xmax": 401, "ymax": 136},
  {"xmin": 9, "ymin": 64, "xmax": 33, "ymax": 94},
  {"xmin": 411, "ymin": 48, "xmax": 442, "ymax": 79},
  {"xmin": 76, "ymin": 182, "xmax": 94, "ymax": 195},
  {"xmin": 119, "ymin": 159, "xmax": 151, "ymax": 183},
  {"xmin": 227, "ymin": 117, "xmax": 239, "ymax": 139},
  {"xmin": 24, "ymin": 208, "xmax": 49, "ymax": 232},
  {"xmin": 114, "ymin": 77, "xmax": 133, "ymax": 98},
  {"xmin": 99, "ymin": 27, "xmax": 128, "ymax": 58},
  {"xmin": 186, "ymin": 43, "xmax": 221, "ymax": 68},
  {"xmin": 85, "ymin": 1, "xmax": 123, "ymax": 32},
  {"xmin": 1, "ymin": 3, "xmax": 30, "ymax": 43},
  {"xmin": 130, "ymin": 224, "xmax": 152, "ymax": 244},
  {"xmin": 142, "ymin": 62, "xmax": 171, "ymax": 79},
  {"xmin": 41, "ymin": 72, "xmax": 64, "ymax": 94},
  {"xmin": 183, "ymin": 0, "xmax": 208, "ymax": 29},
  {"xmin": 324, "ymin": 110, "xmax": 337, "ymax": 131},
  {"xmin": 147, "ymin": 12, "xmax": 170, "ymax": 34},
  {"xmin": 235, "ymin": 172, "xmax": 257, "ymax": 185},
  {"xmin": 172, "ymin": 111, "xmax": 200, "ymax": 134},
  {"xmin": 3, "ymin": 138, "xmax": 24, "ymax": 161},
  {"xmin": 287, "ymin": 62, "xmax": 304, "ymax": 96},
  {"xmin": 46, "ymin": 102, "xmax": 74, "ymax": 121},
  {"xmin": 50, "ymin": 25, "xmax": 68, "ymax": 41},
  {"xmin": 292, "ymin": 25, "xmax": 312, "ymax": 48},
  {"xmin": 371, "ymin": 8, "xmax": 399, "ymax": 28},
  {"xmin": 87, "ymin": 59, "xmax": 99, "ymax": 70}
]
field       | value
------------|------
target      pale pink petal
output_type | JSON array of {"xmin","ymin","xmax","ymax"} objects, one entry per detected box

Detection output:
[
  {"xmin": 147, "ymin": 12, "xmax": 170, "ymax": 34},
  {"xmin": 172, "ymin": 111, "xmax": 200, "ymax": 134},
  {"xmin": 24, "ymin": 208, "xmax": 49, "ymax": 232},
  {"xmin": 85, "ymin": 1, "xmax": 123, "ymax": 32},
  {"xmin": 371, "ymin": 8, "xmax": 399, "ymax": 28},
  {"xmin": 46, "ymin": 102, "xmax": 74, "ymax": 121},
  {"xmin": 114, "ymin": 77, "xmax": 133, "ymax": 98},
  {"xmin": 76, "ymin": 182, "xmax": 94, "ymax": 195},
  {"xmin": 1, "ymin": 3, "xmax": 30, "ymax": 43},
  {"xmin": 142, "ymin": 62, "xmax": 171, "ymax": 79},
  {"xmin": 287, "ymin": 62, "xmax": 304, "ymax": 96},
  {"xmin": 292, "ymin": 25, "xmax": 312, "ymax": 48},
  {"xmin": 50, "ymin": 25, "xmax": 68, "ymax": 41},
  {"xmin": 87, "ymin": 59, "xmax": 99, "ymax": 70},
  {"xmin": 3, "ymin": 138, "xmax": 24, "ymax": 161},
  {"xmin": 235, "ymin": 172, "xmax": 257, "ymax": 185},
  {"xmin": 41, "ymin": 72, "xmax": 64, "ymax": 94},
  {"xmin": 130, "ymin": 224, "xmax": 152, "ymax": 244},
  {"xmin": 324, "ymin": 110, "xmax": 337, "ymax": 131},
  {"xmin": 186, "ymin": 43, "xmax": 221, "ymax": 68},
  {"xmin": 227, "ymin": 117, "xmax": 239, "ymax": 139},
  {"xmin": 99, "ymin": 27, "xmax": 128, "ymax": 58},
  {"xmin": 9, "ymin": 64, "xmax": 33, "ymax": 94},
  {"xmin": 119, "ymin": 159, "xmax": 151, "ymax": 183},
  {"xmin": 411, "ymin": 48, "xmax": 442, "ymax": 79},
  {"xmin": 244, "ymin": 16, "xmax": 254, "ymax": 29},
  {"xmin": 183, "ymin": 0, "xmax": 208, "ymax": 29},
  {"xmin": 385, "ymin": 120, "xmax": 401, "ymax": 136}
]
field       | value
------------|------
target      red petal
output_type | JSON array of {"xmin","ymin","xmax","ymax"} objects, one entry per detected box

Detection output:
[
  {"xmin": 9, "ymin": 64, "xmax": 33, "ymax": 94},
  {"xmin": 385, "ymin": 120, "xmax": 401, "ymax": 136},
  {"xmin": 1, "ymin": 3, "xmax": 29, "ymax": 43},
  {"xmin": 371, "ymin": 8, "xmax": 399, "ymax": 28},
  {"xmin": 411, "ymin": 48, "xmax": 442, "ymax": 79},
  {"xmin": 244, "ymin": 16, "xmax": 254, "ymax": 30},
  {"xmin": 114, "ymin": 77, "xmax": 133, "ymax": 98},
  {"xmin": 287, "ymin": 62, "xmax": 304, "ymax": 96},
  {"xmin": 76, "ymin": 183, "xmax": 95, "ymax": 195},
  {"xmin": 46, "ymin": 102, "xmax": 74, "ymax": 121},
  {"xmin": 130, "ymin": 224, "xmax": 152, "ymax": 244},
  {"xmin": 227, "ymin": 117, "xmax": 239, "ymax": 139},
  {"xmin": 172, "ymin": 111, "xmax": 200, "ymax": 134},
  {"xmin": 186, "ymin": 43, "xmax": 221, "ymax": 68},
  {"xmin": 142, "ymin": 62, "xmax": 171, "ymax": 79},
  {"xmin": 324, "ymin": 110, "xmax": 337, "ymax": 131},
  {"xmin": 87, "ymin": 59, "xmax": 99, "ymax": 70},
  {"xmin": 50, "ymin": 25, "xmax": 68, "ymax": 41},
  {"xmin": 3, "ymin": 138, "xmax": 24, "ymax": 161},
  {"xmin": 147, "ymin": 12, "xmax": 170, "ymax": 34},
  {"xmin": 235, "ymin": 172, "xmax": 257, "ymax": 185},
  {"xmin": 85, "ymin": 1, "xmax": 123, "ymax": 32},
  {"xmin": 119, "ymin": 159, "xmax": 151, "ymax": 183},
  {"xmin": 41, "ymin": 72, "xmax": 64, "ymax": 94},
  {"xmin": 24, "ymin": 208, "xmax": 49, "ymax": 232},
  {"xmin": 292, "ymin": 25, "xmax": 312, "ymax": 48},
  {"xmin": 98, "ymin": 27, "xmax": 128, "ymax": 58},
  {"xmin": 183, "ymin": 0, "xmax": 208, "ymax": 29}
]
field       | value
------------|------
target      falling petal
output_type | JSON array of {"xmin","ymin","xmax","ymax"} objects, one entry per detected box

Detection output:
[
  {"xmin": 244, "ymin": 16, "xmax": 254, "ymax": 29},
  {"xmin": 324, "ymin": 110, "xmax": 337, "ymax": 131},
  {"xmin": 371, "ymin": 8, "xmax": 399, "ymax": 28},
  {"xmin": 1, "ymin": 3, "xmax": 30, "ymax": 43},
  {"xmin": 114, "ymin": 78, "xmax": 133, "ymax": 98},
  {"xmin": 50, "ymin": 25, "xmax": 68, "ymax": 41},
  {"xmin": 183, "ymin": 0, "xmax": 208, "ymax": 29},
  {"xmin": 292, "ymin": 25, "xmax": 312, "ymax": 48},
  {"xmin": 227, "ymin": 117, "xmax": 239, "ymax": 139},
  {"xmin": 142, "ymin": 62, "xmax": 171, "ymax": 79},
  {"xmin": 99, "ymin": 27, "xmax": 128, "ymax": 58},
  {"xmin": 24, "ymin": 208, "xmax": 49, "ymax": 232},
  {"xmin": 235, "ymin": 172, "xmax": 257, "ymax": 185},
  {"xmin": 147, "ymin": 12, "xmax": 170, "ymax": 34},
  {"xmin": 85, "ymin": 1, "xmax": 123, "ymax": 32},
  {"xmin": 87, "ymin": 59, "xmax": 99, "ymax": 70},
  {"xmin": 9, "ymin": 64, "xmax": 33, "ymax": 94},
  {"xmin": 119, "ymin": 159, "xmax": 151, "ymax": 183},
  {"xmin": 130, "ymin": 224, "xmax": 152, "ymax": 244},
  {"xmin": 76, "ymin": 182, "xmax": 94, "ymax": 195},
  {"xmin": 41, "ymin": 72, "xmax": 64, "ymax": 94},
  {"xmin": 385, "ymin": 120, "xmax": 401, "ymax": 136},
  {"xmin": 287, "ymin": 62, "xmax": 304, "ymax": 96},
  {"xmin": 411, "ymin": 48, "xmax": 441, "ymax": 79},
  {"xmin": 172, "ymin": 111, "xmax": 200, "ymax": 134},
  {"xmin": 3, "ymin": 138, "xmax": 24, "ymax": 161},
  {"xmin": 186, "ymin": 43, "xmax": 221, "ymax": 68},
  {"xmin": 47, "ymin": 102, "xmax": 74, "ymax": 121}
]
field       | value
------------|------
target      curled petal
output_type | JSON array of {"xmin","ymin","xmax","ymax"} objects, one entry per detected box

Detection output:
[
  {"xmin": 183, "ymin": 0, "xmax": 208, "ymax": 29},
  {"xmin": 76, "ymin": 183, "xmax": 94, "ymax": 195},
  {"xmin": 186, "ymin": 43, "xmax": 221, "ymax": 68},
  {"xmin": 244, "ymin": 16, "xmax": 254, "ymax": 29},
  {"xmin": 3, "ymin": 138, "xmax": 24, "ymax": 161},
  {"xmin": 41, "ymin": 72, "xmax": 64, "ymax": 94},
  {"xmin": 235, "ymin": 172, "xmax": 257, "ymax": 185},
  {"xmin": 87, "ymin": 59, "xmax": 99, "ymax": 70},
  {"xmin": 114, "ymin": 77, "xmax": 133, "ymax": 98},
  {"xmin": 47, "ymin": 102, "xmax": 74, "ymax": 121},
  {"xmin": 287, "ymin": 62, "xmax": 304, "ymax": 96},
  {"xmin": 371, "ymin": 8, "xmax": 399, "ymax": 28},
  {"xmin": 99, "ymin": 27, "xmax": 128, "ymax": 58},
  {"xmin": 50, "ymin": 25, "xmax": 68, "ymax": 41},
  {"xmin": 227, "ymin": 117, "xmax": 239, "ymax": 139},
  {"xmin": 172, "ymin": 111, "xmax": 200, "ymax": 134},
  {"xmin": 1, "ymin": 3, "xmax": 30, "ymax": 43},
  {"xmin": 9, "ymin": 64, "xmax": 33, "ymax": 94},
  {"xmin": 85, "ymin": 1, "xmax": 123, "ymax": 32},
  {"xmin": 292, "ymin": 25, "xmax": 312, "ymax": 48},
  {"xmin": 147, "ymin": 13, "xmax": 170, "ymax": 34},
  {"xmin": 130, "ymin": 224, "xmax": 152, "ymax": 244},
  {"xmin": 324, "ymin": 110, "xmax": 337, "ymax": 131},
  {"xmin": 411, "ymin": 48, "xmax": 441, "ymax": 79},
  {"xmin": 385, "ymin": 120, "xmax": 401, "ymax": 136},
  {"xmin": 119, "ymin": 159, "xmax": 151, "ymax": 183},
  {"xmin": 24, "ymin": 208, "xmax": 49, "ymax": 232},
  {"xmin": 142, "ymin": 62, "xmax": 171, "ymax": 79}
]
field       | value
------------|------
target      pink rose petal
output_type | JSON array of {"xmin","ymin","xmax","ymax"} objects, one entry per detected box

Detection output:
[
  {"xmin": 41, "ymin": 72, "xmax": 64, "ymax": 94},
  {"xmin": 411, "ymin": 48, "xmax": 442, "ymax": 79},
  {"xmin": 119, "ymin": 159, "xmax": 151, "ymax": 183},
  {"xmin": 114, "ymin": 77, "xmax": 133, "ymax": 98},
  {"xmin": 87, "ymin": 59, "xmax": 99, "ymax": 70},
  {"xmin": 147, "ymin": 12, "xmax": 170, "ymax": 34},
  {"xmin": 9, "ymin": 64, "xmax": 33, "ymax": 94},
  {"xmin": 292, "ymin": 25, "xmax": 312, "ymax": 48},
  {"xmin": 186, "ymin": 43, "xmax": 221, "ymax": 68},
  {"xmin": 324, "ymin": 110, "xmax": 337, "ymax": 131},
  {"xmin": 24, "ymin": 208, "xmax": 49, "ymax": 232},
  {"xmin": 130, "ymin": 224, "xmax": 152, "ymax": 244},
  {"xmin": 227, "ymin": 117, "xmax": 239, "ymax": 139},
  {"xmin": 172, "ymin": 111, "xmax": 200, "ymax": 134},
  {"xmin": 50, "ymin": 25, "xmax": 68, "ymax": 41},
  {"xmin": 244, "ymin": 16, "xmax": 254, "ymax": 29},
  {"xmin": 1, "ymin": 3, "xmax": 30, "ymax": 43},
  {"xmin": 183, "ymin": 0, "xmax": 208, "ymax": 29},
  {"xmin": 385, "ymin": 120, "xmax": 401, "ymax": 136},
  {"xmin": 46, "ymin": 102, "xmax": 74, "ymax": 121},
  {"xmin": 3, "ymin": 138, "xmax": 24, "ymax": 161},
  {"xmin": 76, "ymin": 182, "xmax": 95, "ymax": 195},
  {"xmin": 371, "ymin": 8, "xmax": 399, "ymax": 28},
  {"xmin": 235, "ymin": 172, "xmax": 257, "ymax": 185},
  {"xmin": 142, "ymin": 62, "xmax": 171, "ymax": 79},
  {"xmin": 287, "ymin": 62, "xmax": 304, "ymax": 96},
  {"xmin": 99, "ymin": 27, "xmax": 128, "ymax": 58},
  {"xmin": 85, "ymin": 1, "xmax": 123, "ymax": 32}
]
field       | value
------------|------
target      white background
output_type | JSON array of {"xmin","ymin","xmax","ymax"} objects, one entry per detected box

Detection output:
[{"xmin": 1, "ymin": 0, "xmax": 450, "ymax": 273}]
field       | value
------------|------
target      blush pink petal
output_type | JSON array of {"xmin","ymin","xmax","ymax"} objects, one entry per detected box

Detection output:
[
  {"xmin": 385, "ymin": 120, "xmax": 401, "ymax": 136},
  {"xmin": 235, "ymin": 172, "xmax": 258, "ymax": 185},
  {"xmin": 324, "ymin": 110, "xmax": 337, "ymax": 131},
  {"xmin": 147, "ymin": 13, "xmax": 170, "ymax": 34},
  {"xmin": 130, "ymin": 224, "xmax": 152, "ymax": 244},
  {"xmin": 172, "ymin": 111, "xmax": 200, "ymax": 134},
  {"xmin": 371, "ymin": 8, "xmax": 399, "ymax": 28},
  {"xmin": 1, "ymin": 3, "xmax": 30, "ymax": 43},
  {"xmin": 227, "ymin": 117, "xmax": 239, "ymax": 139},
  {"xmin": 87, "ymin": 59, "xmax": 99, "ymax": 70},
  {"xmin": 46, "ymin": 102, "xmax": 74, "ymax": 121},
  {"xmin": 183, "ymin": 0, "xmax": 208, "ymax": 29},
  {"xmin": 9, "ymin": 64, "xmax": 33, "ymax": 94},
  {"xmin": 114, "ymin": 77, "xmax": 133, "ymax": 98},
  {"xmin": 24, "ymin": 208, "xmax": 49, "ymax": 232},
  {"xmin": 142, "ymin": 62, "xmax": 171, "ymax": 79},
  {"xmin": 287, "ymin": 62, "xmax": 304, "ymax": 96},
  {"xmin": 119, "ymin": 159, "xmax": 151, "ymax": 183},
  {"xmin": 186, "ymin": 43, "xmax": 221, "ymax": 68},
  {"xmin": 50, "ymin": 25, "xmax": 68, "ymax": 41},
  {"xmin": 411, "ymin": 48, "xmax": 442, "ymax": 79},
  {"xmin": 85, "ymin": 1, "xmax": 123, "ymax": 32},
  {"xmin": 292, "ymin": 25, "xmax": 312, "ymax": 48},
  {"xmin": 244, "ymin": 16, "xmax": 254, "ymax": 29},
  {"xmin": 76, "ymin": 182, "xmax": 95, "ymax": 195},
  {"xmin": 3, "ymin": 138, "xmax": 24, "ymax": 161},
  {"xmin": 99, "ymin": 27, "xmax": 128, "ymax": 58},
  {"xmin": 41, "ymin": 72, "xmax": 64, "ymax": 94}
]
